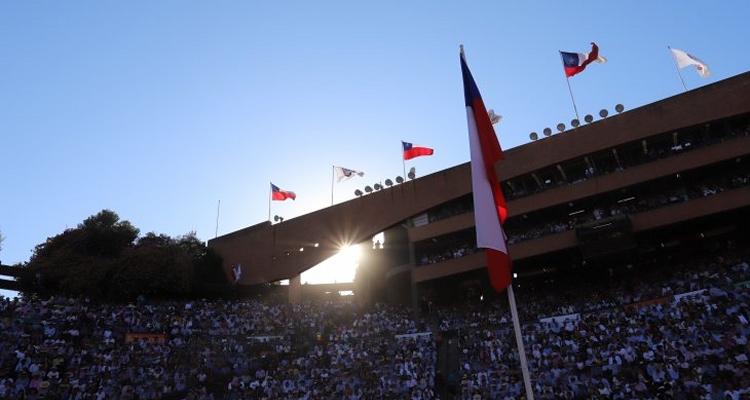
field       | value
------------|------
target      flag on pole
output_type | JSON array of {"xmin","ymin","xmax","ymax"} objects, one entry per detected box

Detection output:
[
  {"xmin": 334, "ymin": 166, "xmax": 365, "ymax": 182},
  {"xmin": 560, "ymin": 42, "xmax": 607, "ymax": 77},
  {"xmin": 460, "ymin": 47, "xmax": 512, "ymax": 293},
  {"xmin": 231, "ymin": 264, "xmax": 242, "ymax": 283},
  {"xmin": 669, "ymin": 47, "xmax": 711, "ymax": 77},
  {"xmin": 270, "ymin": 183, "xmax": 296, "ymax": 201},
  {"xmin": 402, "ymin": 141, "xmax": 434, "ymax": 160}
]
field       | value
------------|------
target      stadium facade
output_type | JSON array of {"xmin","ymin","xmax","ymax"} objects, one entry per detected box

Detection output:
[{"xmin": 208, "ymin": 72, "xmax": 750, "ymax": 304}]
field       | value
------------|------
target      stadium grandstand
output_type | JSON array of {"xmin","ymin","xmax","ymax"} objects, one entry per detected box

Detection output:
[{"xmin": 208, "ymin": 71, "xmax": 750, "ymax": 307}]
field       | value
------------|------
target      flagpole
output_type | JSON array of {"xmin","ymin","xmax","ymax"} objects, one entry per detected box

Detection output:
[
  {"xmin": 401, "ymin": 142, "xmax": 406, "ymax": 181},
  {"xmin": 560, "ymin": 52, "xmax": 581, "ymax": 122},
  {"xmin": 507, "ymin": 284, "xmax": 535, "ymax": 400},
  {"xmin": 215, "ymin": 199, "xmax": 220, "ymax": 238},
  {"xmin": 331, "ymin": 165, "xmax": 335, "ymax": 206},
  {"xmin": 268, "ymin": 183, "xmax": 272, "ymax": 222},
  {"xmin": 668, "ymin": 46, "xmax": 688, "ymax": 92}
]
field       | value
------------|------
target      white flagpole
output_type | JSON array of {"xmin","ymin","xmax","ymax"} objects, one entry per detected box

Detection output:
[
  {"xmin": 668, "ymin": 46, "xmax": 688, "ymax": 92},
  {"xmin": 268, "ymin": 183, "xmax": 272, "ymax": 222},
  {"xmin": 507, "ymin": 284, "xmax": 535, "ymax": 400},
  {"xmin": 215, "ymin": 200, "xmax": 220, "ymax": 238},
  {"xmin": 331, "ymin": 166, "xmax": 335, "ymax": 205},
  {"xmin": 401, "ymin": 142, "xmax": 407, "ymax": 181}
]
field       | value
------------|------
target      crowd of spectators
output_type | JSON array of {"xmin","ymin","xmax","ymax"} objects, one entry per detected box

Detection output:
[
  {"xmin": 1, "ymin": 236, "xmax": 749, "ymax": 399},
  {"xmin": 440, "ymin": 238, "xmax": 750, "ymax": 399},
  {"xmin": 420, "ymin": 245, "xmax": 480, "ymax": 266},
  {"xmin": 0, "ymin": 296, "xmax": 438, "ymax": 400},
  {"xmin": 418, "ymin": 183, "xmax": 746, "ymax": 268},
  {"xmin": 413, "ymin": 163, "xmax": 749, "ymax": 265},
  {"xmin": 504, "ymin": 120, "xmax": 750, "ymax": 202},
  {"xmin": 417, "ymin": 163, "xmax": 748, "ymax": 264}
]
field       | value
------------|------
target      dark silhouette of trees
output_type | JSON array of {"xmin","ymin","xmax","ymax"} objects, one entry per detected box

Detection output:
[{"xmin": 20, "ymin": 210, "xmax": 228, "ymax": 301}]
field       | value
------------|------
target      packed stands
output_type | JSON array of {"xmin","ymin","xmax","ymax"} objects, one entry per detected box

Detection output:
[{"xmin": 1, "ymin": 236, "xmax": 748, "ymax": 399}]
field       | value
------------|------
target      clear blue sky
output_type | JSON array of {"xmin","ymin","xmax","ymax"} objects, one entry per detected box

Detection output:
[{"xmin": 1, "ymin": 2, "xmax": 749, "ymax": 295}]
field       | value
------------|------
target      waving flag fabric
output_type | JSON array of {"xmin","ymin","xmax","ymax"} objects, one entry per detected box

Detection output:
[
  {"xmin": 271, "ymin": 183, "xmax": 296, "ymax": 201},
  {"xmin": 560, "ymin": 42, "xmax": 606, "ymax": 77},
  {"xmin": 402, "ymin": 141, "xmax": 434, "ymax": 160},
  {"xmin": 669, "ymin": 47, "xmax": 711, "ymax": 77},
  {"xmin": 334, "ymin": 166, "xmax": 365, "ymax": 182},
  {"xmin": 460, "ymin": 48, "xmax": 512, "ymax": 293},
  {"xmin": 231, "ymin": 264, "xmax": 242, "ymax": 283}
]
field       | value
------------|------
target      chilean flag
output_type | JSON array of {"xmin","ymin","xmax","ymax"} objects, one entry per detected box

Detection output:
[
  {"xmin": 560, "ymin": 42, "xmax": 606, "ymax": 77},
  {"xmin": 270, "ymin": 183, "xmax": 296, "ymax": 201},
  {"xmin": 460, "ymin": 48, "xmax": 512, "ymax": 293},
  {"xmin": 402, "ymin": 141, "xmax": 434, "ymax": 160}
]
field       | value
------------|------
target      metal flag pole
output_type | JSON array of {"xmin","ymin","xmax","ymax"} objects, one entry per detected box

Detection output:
[
  {"xmin": 668, "ymin": 46, "xmax": 688, "ymax": 92},
  {"xmin": 268, "ymin": 183, "xmax": 272, "ymax": 222},
  {"xmin": 508, "ymin": 283, "xmax": 536, "ymax": 400},
  {"xmin": 331, "ymin": 165, "xmax": 335, "ymax": 205},
  {"xmin": 401, "ymin": 141, "xmax": 407, "ymax": 181},
  {"xmin": 215, "ymin": 200, "xmax": 220, "ymax": 238},
  {"xmin": 559, "ymin": 52, "xmax": 581, "ymax": 122}
]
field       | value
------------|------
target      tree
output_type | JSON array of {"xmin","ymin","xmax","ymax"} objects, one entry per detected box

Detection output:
[
  {"xmin": 177, "ymin": 232, "xmax": 226, "ymax": 282},
  {"xmin": 21, "ymin": 210, "xmax": 228, "ymax": 301},
  {"xmin": 108, "ymin": 239, "xmax": 193, "ymax": 299},
  {"xmin": 78, "ymin": 209, "xmax": 139, "ymax": 258},
  {"xmin": 23, "ymin": 210, "xmax": 139, "ymax": 297},
  {"xmin": 176, "ymin": 231, "xmax": 228, "ymax": 297}
]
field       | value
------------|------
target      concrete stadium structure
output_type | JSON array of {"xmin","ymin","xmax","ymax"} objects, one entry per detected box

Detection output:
[{"xmin": 208, "ymin": 71, "xmax": 750, "ymax": 304}]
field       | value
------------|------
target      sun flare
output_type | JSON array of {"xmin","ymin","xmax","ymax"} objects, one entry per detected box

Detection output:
[{"xmin": 300, "ymin": 244, "xmax": 362, "ymax": 285}]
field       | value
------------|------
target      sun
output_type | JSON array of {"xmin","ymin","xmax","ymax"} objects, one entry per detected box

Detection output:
[{"xmin": 300, "ymin": 244, "xmax": 362, "ymax": 285}]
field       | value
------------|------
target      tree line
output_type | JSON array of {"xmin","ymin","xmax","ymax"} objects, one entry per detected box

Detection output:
[{"xmin": 17, "ymin": 210, "xmax": 231, "ymax": 301}]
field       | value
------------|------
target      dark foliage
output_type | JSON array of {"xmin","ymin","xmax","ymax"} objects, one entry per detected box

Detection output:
[{"xmin": 19, "ymin": 210, "xmax": 229, "ymax": 301}]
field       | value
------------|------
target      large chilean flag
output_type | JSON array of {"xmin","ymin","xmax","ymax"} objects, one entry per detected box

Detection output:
[
  {"xmin": 561, "ymin": 42, "xmax": 604, "ymax": 77},
  {"xmin": 460, "ymin": 49, "xmax": 512, "ymax": 293}
]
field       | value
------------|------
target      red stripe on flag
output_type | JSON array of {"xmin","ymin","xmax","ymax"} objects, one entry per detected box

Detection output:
[
  {"xmin": 403, "ymin": 146, "xmax": 434, "ymax": 160},
  {"xmin": 472, "ymin": 98, "xmax": 507, "ymax": 224},
  {"xmin": 486, "ymin": 249, "xmax": 512, "ymax": 292}
]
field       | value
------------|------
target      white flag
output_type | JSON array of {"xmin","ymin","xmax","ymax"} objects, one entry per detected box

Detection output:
[
  {"xmin": 670, "ymin": 47, "xmax": 711, "ymax": 77},
  {"xmin": 231, "ymin": 264, "xmax": 242, "ymax": 283},
  {"xmin": 334, "ymin": 166, "xmax": 364, "ymax": 182}
]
